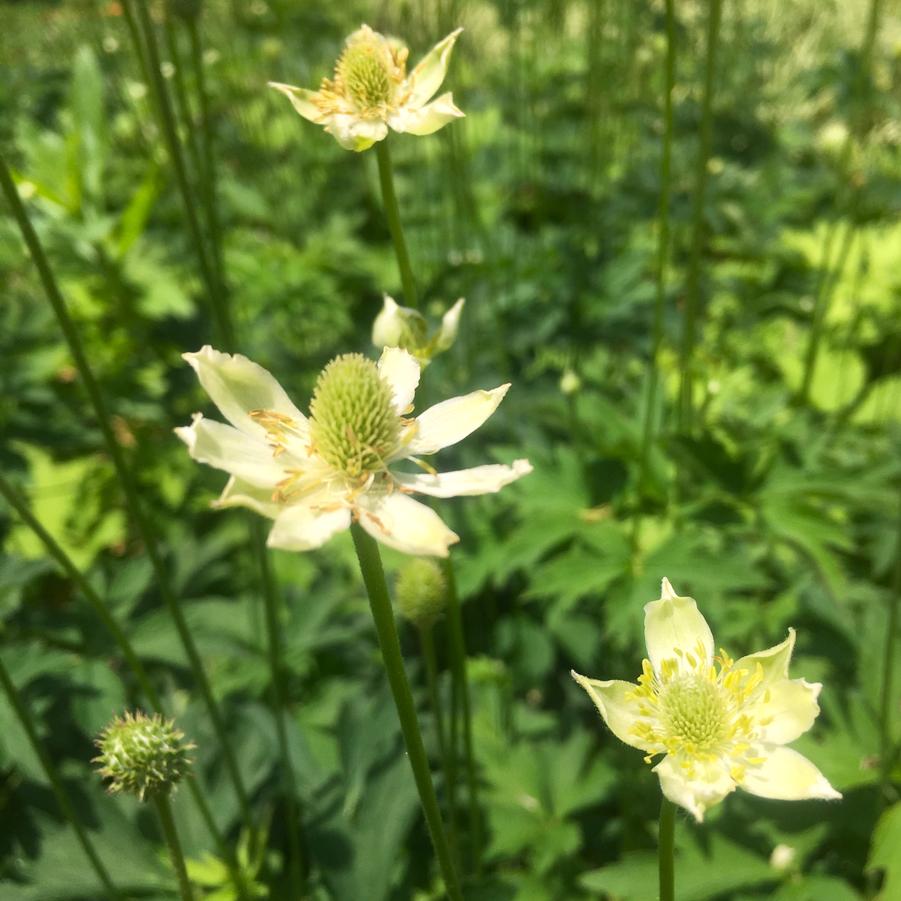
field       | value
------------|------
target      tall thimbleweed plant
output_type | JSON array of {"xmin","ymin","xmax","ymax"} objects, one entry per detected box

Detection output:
[{"xmin": 572, "ymin": 579, "xmax": 841, "ymax": 900}]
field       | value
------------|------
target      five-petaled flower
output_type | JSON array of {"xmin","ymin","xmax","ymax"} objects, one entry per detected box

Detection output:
[
  {"xmin": 176, "ymin": 346, "xmax": 531, "ymax": 557},
  {"xmin": 572, "ymin": 579, "xmax": 841, "ymax": 822},
  {"xmin": 269, "ymin": 25, "xmax": 464, "ymax": 152}
]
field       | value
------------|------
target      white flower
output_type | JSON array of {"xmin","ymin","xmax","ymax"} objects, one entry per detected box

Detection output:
[
  {"xmin": 372, "ymin": 295, "xmax": 465, "ymax": 365},
  {"xmin": 572, "ymin": 578, "xmax": 841, "ymax": 822},
  {"xmin": 176, "ymin": 346, "xmax": 531, "ymax": 557},
  {"xmin": 269, "ymin": 25, "xmax": 464, "ymax": 152}
]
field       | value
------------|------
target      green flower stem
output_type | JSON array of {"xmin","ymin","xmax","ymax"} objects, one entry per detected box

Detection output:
[
  {"xmin": 350, "ymin": 524, "xmax": 462, "ymax": 901},
  {"xmin": 375, "ymin": 139, "xmax": 419, "ymax": 310},
  {"xmin": 631, "ymin": 0, "xmax": 675, "ymax": 555},
  {"xmin": 879, "ymin": 485, "xmax": 901, "ymax": 799},
  {"xmin": 252, "ymin": 520, "xmax": 305, "ymax": 896},
  {"xmin": 442, "ymin": 557, "xmax": 481, "ymax": 875},
  {"xmin": 0, "ymin": 153, "xmax": 253, "ymax": 830},
  {"xmin": 658, "ymin": 795, "xmax": 676, "ymax": 901},
  {"xmin": 677, "ymin": 0, "xmax": 721, "ymax": 432},
  {"xmin": 153, "ymin": 793, "xmax": 195, "ymax": 901},
  {"xmin": 0, "ymin": 658, "xmax": 122, "ymax": 900}
]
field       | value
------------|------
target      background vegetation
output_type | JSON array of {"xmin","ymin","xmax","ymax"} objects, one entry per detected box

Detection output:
[{"xmin": 1, "ymin": 0, "xmax": 900, "ymax": 898}]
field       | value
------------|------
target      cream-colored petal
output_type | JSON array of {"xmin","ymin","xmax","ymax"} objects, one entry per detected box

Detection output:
[
  {"xmin": 393, "ymin": 459, "xmax": 532, "ymax": 497},
  {"xmin": 267, "ymin": 502, "xmax": 351, "ymax": 552},
  {"xmin": 404, "ymin": 28, "xmax": 463, "ymax": 108},
  {"xmin": 324, "ymin": 114, "xmax": 388, "ymax": 151},
  {"xmin": 214, "ymin": 476, "xmax": 280, "ymax": 519},
  {"xmin": 175, "ymin": 414, "xmax": 284, "ymax": 487},
  {"xmin": 378, "ymin": 347, "xmax": 420, "ymax": 414},
  {"xmin": 654, "ymin": 754, "xmax": 737, "ymax": 823},
  {"xmin": 751, "ymin": 678, "xmax": 822, "ymax": 745},
  {"xmin": 182, "ymin": 346, "xmax": 308, "ymax": 441},
  {"xmin": 570, "ymin": 672, "xmax": 651, "ymax": 752},
  {"xmin": 268, "ymin": 82, "xmax": 328, "ymax": 123},
  {"xmin": 390, "ymin": 92, "xmax": 464, "ymax": 136},
  {"xmin": 356, "ymin": 492, "xmax": 459, "ymax": 557},
  {"xmin": 435, "ymin": 297, "xmax": 465, "ymax": 351},
  {"xmin": 739, "ymin": 746, "xmax": 841, "ymax": 802},
  {"xmin": 405, "ymin": 384, "xmax": 510, "ymax": 456},
  {"xmin": 734, "ymin": 628, "xmax": 795, "ymax": 685},
  {"xmin": 643, "ymin": 587, "xmax": 714, "ymax": 675}
]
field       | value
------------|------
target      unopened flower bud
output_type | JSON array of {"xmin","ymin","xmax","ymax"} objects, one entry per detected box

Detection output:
[
  {"xmin": 560, "ymin": 369, "xmax": 581, "ymax": 395},
  {"xmin": 372, "ymin": 296, "xmax": 464, "ymax": 366},
  {"xmin": 395, "ymin": 558, "xmax": 447, "ymax": 629},
  {"xmin": 94, "ymin": 711, "xmax": 193, "ymax": 801}
]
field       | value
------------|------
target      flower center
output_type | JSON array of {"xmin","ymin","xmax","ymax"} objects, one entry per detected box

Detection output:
[
  {"xmin": 309, "ymin": 353, "xmax": 400, "ymax": 478},
  {"xmin": 336, "ymin": 32, "xmax": 395, "ymax": 110},
  {"xmin": 660, "ymin": 675, "xmax": 728, "ymax": 751}
]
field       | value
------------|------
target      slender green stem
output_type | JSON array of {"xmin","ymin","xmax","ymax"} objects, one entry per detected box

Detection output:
[
  {"xmin": 375, "ymin": 139, "xmax": 419, "ymax": 309},
  {"xmin": 252, "ymin": 520, "xmax": 304, "ymax": 895},
  {"xmin": 442, "ymin": 557, "xmax": 481, "ymax": 875},
  {"xmin": 154, "ymin": 793, "xmax": 195, "ymax": 901},
  {"xmin": 0, "ymin": 658, "xmax": 121, "ymax": 900},
  {"xmin": 350, "ymin": 525, "xmax": 462, "ymax": 901},
  {"xmin": 631, "ymin": 0, "xmax": 675, "ymax": 554},
  {"xmin": 879, "ymin": 486, "xmax": 901, "ymax": 799},
  {"xmin": 0, "ymin": 152, "xmax": 253, "ymax": 828},
  {"xmin": 677, "ymin": 0, "xmax": 721, "ymax": 432},
  {"xmin": 419, "ymin": 624, "xmax": 458, "ymax": 859},
  {"xmin": 658, "ymin": 795, "xmax": 676, "ymax": 901}
]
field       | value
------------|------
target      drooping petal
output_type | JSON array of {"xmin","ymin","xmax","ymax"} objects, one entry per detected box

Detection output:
[
  {"xmin": 570, "ymin": 672, "xmax": 651, "ymax": 752},
  {"xmin": 267, "ymin": 502, "xmax": 351, "ymax": 552},
  {"xmin": 643, "ymin": 586, "xmax": 715, "ymax": 675},
  {"xmin": 214, "ymin": 476, "xmax": 281, "ymax": 519},
  {"xmin": 739, "ymin": 746, "xmax": 841, "ymax": 802},
  {"xmin": 404, "ymin": 384, "xmax": 510, "ymax": 456},
  {"xmin": 378, "ymin": 346, "xmax": 421, "ymax": 414},
  {"xmin": 182, "ymin": 346, "xmax": 308, "ymax": 441},
  {"xmin": 175, "ymin": 414, "xmax": 285, "ymax": 487},
  {"xmin": 734, "ymin": 628, "xmax": 795, "ymax": 686},
  {"xmin": 436, "ymin": 297, "xmax": 465, "ymax": 351},
  {"xmin": 751, "ymin": 678, "xmax": 822, "ymax": 745},
  {"xmin": 404, "ymin": 28, "xmax": 463, "ymax": 108},
  {"xmin": 356, "ymin": 492, "xmax": 459, "ymax": 556},
  {"xmin": 654, "ymin": 754, "xmax": 737, "ymax": 823},
  {"xmin": 390, "ymin": 92, "xmax": 464, "ymax": 136},
  {"xmin": 268, "ymin": 82, "xmax": 329, "ymax": 123},
  {"xmin": 393, "ymin": 459, "xmax": 532, "ymax": 497},
  {"xmin": 324, "ymin": 114, "xmax": 389, "ymax": 151}
]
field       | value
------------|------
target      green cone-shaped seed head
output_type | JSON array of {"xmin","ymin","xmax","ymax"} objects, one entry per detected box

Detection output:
[
  {"xmin": 337, "ymin": 31, "xmax": 395, "ymax": 110},
  {"xmin": 94, "ymin": 711, "xmax": 193, "ymax": 801},
  {"xmin": 310, "ymin": 353, "xmax": 401, "ymax": 478},
  {"xmin": 396, "ymin": 558, "xmax": 447, "ymax": 629}
]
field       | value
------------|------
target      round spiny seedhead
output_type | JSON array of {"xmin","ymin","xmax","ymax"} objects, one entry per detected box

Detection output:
[
  {"xmin": 396, "ymin": 558, "xmax": 447, "ymax": 629},
  {"xmin": 94, "ymin": 711, "xmax": 193, "ymax": 802},
  {"xmin": 309, "ymin": 353, "xmax": 401, "ymax": 479},
  {"xmin": 336, "ymin": 30, "xmax": 396, "ymax": 110}
]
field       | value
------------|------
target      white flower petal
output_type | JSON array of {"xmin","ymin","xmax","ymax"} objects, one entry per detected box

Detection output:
[
  {"xmin": 739, "ymin": 746, "xmax": 841, "ymax": 802},
  {"xmin": 372, "ymin": 296, "xmax": 405, "ymax": 348},
  {"xmin": 267, "ymin": 502, "xmax": 351, "ymax": 552},
  {"xmin": 752, "ymin": 678, "xmax": 822, "ymax": 745},
  {"xmin": 357, "ymin": 492, "xmax": 459, "ymax": 557},
  {"xmin": 405, "ymin": 383, "xmax": 510, "ymax": 456},
  {"xmin": 654, "ymin": 753, "xmax": 737, "ymax": 823},
  {"xmin": 393, "ymin": 459, "xmax": 532, "ymax": 497},
  {"xmin": 571, "ymin": 672, "xmax": 651, "ymax": 752},
  {"xmin": 182, "ymin": 346, "xmax": 308, "ymax": 441},
  {"xmin": 390, "ymin": 92, "xmax": 464, "ymax": 136},
  {"xmin": 436, "ymin": 297, "xmax": 465, "ymax": 351},
  {"xmin": 175, "ymin": 414, "xmax": 285, "ymax": 487},
  {"xmin": 404, "ymin": 28, "xmax": 463, "ymax": 108},
  {"xmin": 324, "ymin": 114, "xmax": 388, "ymax": 151},
  {"xmin": 214, "ymin": 476, "xmax": 280, "ymax": 519},
  {"xmin": 734, "ymin": 628, "xmax": 795, "ymax": 685},
  {"xmin": 268, "ymin": 82, "xmax": 328, "ymax": 123},
  {"xmin": 643, "ymin": 588, "xmax": 714, "ymax": 675},
  {"xmin": 378, "ymin": 347, "xmax": 421, "ymax": 414}
]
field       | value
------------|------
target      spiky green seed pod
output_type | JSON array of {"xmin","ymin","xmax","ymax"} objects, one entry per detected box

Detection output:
[
  {"xmin": 395, "ymin": 558, "xmax": 447, "ymax": 629},
  {"xmin": 94, "ymin": 711, "xmax": 193, "ymax": 801}
]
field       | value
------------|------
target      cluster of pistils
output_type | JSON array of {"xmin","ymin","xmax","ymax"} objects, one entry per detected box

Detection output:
[{"xmin": 329, "ymin": 26, "xmax": 407, "ymax": 115}]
